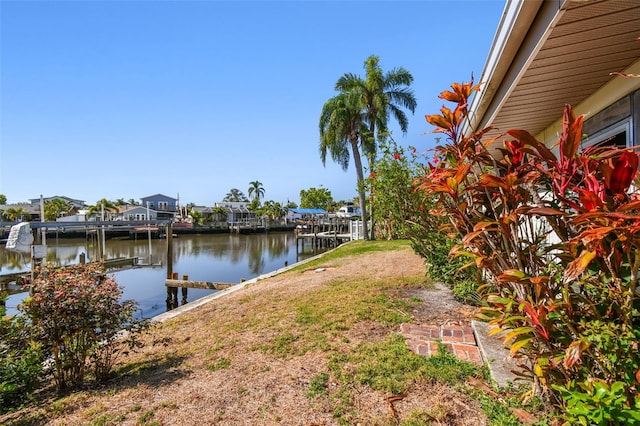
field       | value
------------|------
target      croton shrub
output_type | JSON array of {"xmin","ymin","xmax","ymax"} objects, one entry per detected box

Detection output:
[{"xmin": 417, "ymin": 80, "xmax": 640, "ymax": 413}]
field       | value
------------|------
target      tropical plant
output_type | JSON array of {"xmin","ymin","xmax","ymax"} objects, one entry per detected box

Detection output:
[
  {"xmin": 336, "ymin": 55, "xmax": 417, "ymax": 239},
  {"xmin": 262, "ymin": 200, "xmax": 286, "ymax": 222},
  {"xmin": 369, "ymin": 138, "xmax": 478, "ymax": 301},
  {"xmin": 299, "ymin": 186, "xmax": 333, "ymax": 210},
  {"xmin": 211, "ymin": 206, "xmax": 228, "ymax": 224},
  {"xmin": 0, "ymin": 294, "xmax": 43, "ymax": 413},
  {"xmin": 0, "ymin": 194, "xmax": 7, "ymax": 204},
  {"xmin": 248, "ymin": 181, "xmax": 265, "ymax": 205},
  {"xmin": 223, "ymin": 188, "xmax": 249, "ymax": 202},
  {"xmin": 44, "ymin": 199, "xmax": 72, "ymax": 221},
  {"xmin": 418, "ymin": 80, "xmax": 640, "ymax": 408},
  {"xmin": 320, "ymin": 89, "xmax": 369, "ymax": 238},
  {"xmin": 87, "ymin": 199, "xmax": 119, "ymax": 220},
  {"xmin": 21, "ymin": 263, "xmax": 149, "ymax": 390},
  {"xmin": 3, "ymin": 207, "xmax": 25, "ymax": 222},
  {"xmin": 189, "ymin": 210, "xmax": 203, "ymax": 226}
]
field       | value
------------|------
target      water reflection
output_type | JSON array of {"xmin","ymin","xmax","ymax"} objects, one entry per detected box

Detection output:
[{"xmin": 2, "ymin": 232, "xmax": 312, "ymax": 318}]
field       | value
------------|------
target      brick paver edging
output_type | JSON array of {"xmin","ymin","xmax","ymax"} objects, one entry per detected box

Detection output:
[{"xmin": 400, "ymin": 323, "xmax": 483, "ymax": 364}]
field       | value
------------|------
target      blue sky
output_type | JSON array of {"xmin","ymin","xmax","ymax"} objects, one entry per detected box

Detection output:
[{"xmin": 0, "ymin": 0, "xmax": 505, "ymax": 207}]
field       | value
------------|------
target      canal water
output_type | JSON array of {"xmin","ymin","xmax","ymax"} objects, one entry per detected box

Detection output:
[{"xmin": 1, "ymin": 231, "xmax": 316, "ymax": 318}]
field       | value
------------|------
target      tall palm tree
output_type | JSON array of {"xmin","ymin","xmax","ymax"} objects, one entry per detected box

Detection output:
[
  {"xmin": 247, "ymin": 181, "xmax": 265, "ymax": 204},
  {"xmin": 335, "ymin": 55, "xmax": 417, "ymax": 239},
  {"xmin": 319, "ymin": 90, "xmax": 371, "ymax": 240}
]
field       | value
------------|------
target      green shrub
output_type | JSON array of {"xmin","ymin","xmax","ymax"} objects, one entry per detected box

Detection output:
[
  {"xmin": 552, "ymin": 380, "xmax": 640, "ymax": 425},
  {"xmin": 21, "ymin": 263, "xmax": 149, "ymax": 390},
  {"xmin": 0, "ymin": 293, "xmax": 43, "ymax": 413},
  {"xmin": 370, "ymin": 139, "xmax": 480, "ymax": 301}
]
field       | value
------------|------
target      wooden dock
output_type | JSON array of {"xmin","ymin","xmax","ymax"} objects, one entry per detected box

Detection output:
[
  {"xmin": 295, "ymin": 231, "xmax": 351, "ymax": 254},
  {"xmin": 229, "ymin": 222, "xmax": 265, "ymax": 234},
  {"xmin": 164, "ymin": 272, "xmax": 236, "ymax": 309},
  {"xmin": 165, "ymin": 278, "xmax": 235, "ymax": 290}
]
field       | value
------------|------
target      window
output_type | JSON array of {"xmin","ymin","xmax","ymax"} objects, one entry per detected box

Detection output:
[
  {"xmin": 158, "ymin": 201, "xmax": 168, "ymax": 211},
  {"xmin": 582, "ymin": 119, "xmax": 631, "ymax": 151}
]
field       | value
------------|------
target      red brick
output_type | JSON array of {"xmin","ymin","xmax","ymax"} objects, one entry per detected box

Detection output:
[
  {"xmin": 402, "ymin": 323, "xmax": 483, "ymax": 365},
  {"xmin": 452, "ymin": 344, "xmax": 483, "ymax": 364},
  {"xmin": 441, "ymin": 326, "xmax": 464, "ymax": 342},
  {"xmin": 411, "ymin": 325, "xmax": 440, "ymax": 338}
]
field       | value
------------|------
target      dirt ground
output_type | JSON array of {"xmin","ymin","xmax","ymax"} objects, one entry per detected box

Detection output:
[{"xmin": 3, "ymin": 247, "xmax": 488, "ymax": 426}]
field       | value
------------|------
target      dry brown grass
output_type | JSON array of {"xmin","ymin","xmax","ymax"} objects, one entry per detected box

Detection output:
[{"xmin": 3, "ymin": 242, "xmax": 487, "ymax": 425}]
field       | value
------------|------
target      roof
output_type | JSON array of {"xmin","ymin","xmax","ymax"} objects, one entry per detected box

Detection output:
[
  {"xmin": 467, "ymin": 0, "xmax": 640, "ymax": 144},
  {"xmin": 289, "ymin": 208, "xmax": 327, "ymax": 215},
  {"xmin": 0, "ymin": 203, "xmax": 41, "ymax": 215},
  {"xmin": 28, "ymin": 195, "xmax": 86, "ymax": 206},
  {"xmin": 140, "ymin": 194, "xmax": 177, "ymax": 201},
  {"xmin": 118, "ymin": 205, "xmax": 153, "ymax": 213}
]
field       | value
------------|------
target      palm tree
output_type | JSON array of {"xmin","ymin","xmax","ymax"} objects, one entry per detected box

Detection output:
[
  {"xmin": 44, "ymin": 199, "xmax": 72, "ymax": 221},
  {"xmin": 87, "ymin": 199, "xmax": 119, "ymax": 221},
  {"xmin": 319, "ymin": 90, "xmax": 371, "ymax": 239},
  {"xmin": 211, "ymin": 206, "xmax": 228, "ymax": 224},
  {"xmin": 4, "ymin": 207, "xmax": 25, "ymax": 222},
  {"xmin": 247, "ymin": 181, "xmax": 265, "ymax": 204},
  {"xmin": 223, "ymin": 188, "xmax": 249, "ymax": 202},
  {"xmin": 189, "ymin": 210, "xmax": 202, "ymax": 227},
  {"xmin": 335, "ymin": 55, "xmax": 416, "ymax": 239}
]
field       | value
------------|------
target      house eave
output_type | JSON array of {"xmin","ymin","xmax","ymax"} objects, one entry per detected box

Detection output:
[{"xmin": 466, "ymin": 0, "xmax": 640, "ymax": 146}]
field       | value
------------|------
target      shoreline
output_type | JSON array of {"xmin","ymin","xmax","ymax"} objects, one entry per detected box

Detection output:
[{"xmin": 151, "ymin": 245, "xmax": 336, "ymax": 323}]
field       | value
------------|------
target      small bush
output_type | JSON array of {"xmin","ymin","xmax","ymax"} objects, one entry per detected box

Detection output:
[
  {"xmin": 0, "ymin": 295, "xmax": 43, "ymax": 413},
  {"xmin": 21, "ymin": 263, "xmax": 149, "ymax": 390},
  {"xmin": 553, "ymin": 380, "xmax": 640, "ymax": 425},
  {"xmin": 369, "ymin": 140, "xmax": 481, "ymax": 301}
]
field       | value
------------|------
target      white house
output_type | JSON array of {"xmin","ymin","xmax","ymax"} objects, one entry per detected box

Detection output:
[
  {"xmin": 213, "ymin": 201, "xmax": 255, "ymax": 223},
  {"xmin": 115, "ymin": 205, "xmax": 158, "ymax": 221}
]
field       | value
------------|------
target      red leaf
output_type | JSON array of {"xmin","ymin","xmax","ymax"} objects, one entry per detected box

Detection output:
[
  {"xmin": 577, "ymin": 189, "xmax": 603, "ymax": 211},
  {"xmin": 559, "ymin": 105, "xmax": 584, "ymax": 160},
  {"xmin": 506, "ymin": 129, "xmax": 556, "ymax": 161},
  {"xmin": 564, "ymin": 339, "xmax": 589, "ymax": 369},
  {"xmin": 605, "ymin": 150, "xmax": 639, "ymax": 194},
  {"xmin": 526, "ymin": 207, "xmax": 564, "ymax": 216},
  {"xmin": 509, "ymin": 408, "xmax": 538, "ymax": 425}
]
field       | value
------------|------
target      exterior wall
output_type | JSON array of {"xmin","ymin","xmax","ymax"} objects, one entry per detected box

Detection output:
[
  {"xmin": 117, "ymin": 206, "xmax": 157, "ymax": 221},
  {"xmin": 213, "ymin": 201, "xmax": 255, "ymax": 223},
  {"xmin": 140, "ymin": 194, "xmax": 177, "ymax": 220},
  {"xmin": 140, "ymin": 194, "xmax": 177, "ymax": 212}
]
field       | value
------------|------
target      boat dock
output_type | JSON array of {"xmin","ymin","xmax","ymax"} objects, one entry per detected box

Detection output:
[
  {"xmin": 295, "ymin": 231, "xmax": 351, "ymax": 254},
  {"xmin": 295, "ymin": 219, "xmax": 364, "ymax": 254}
]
